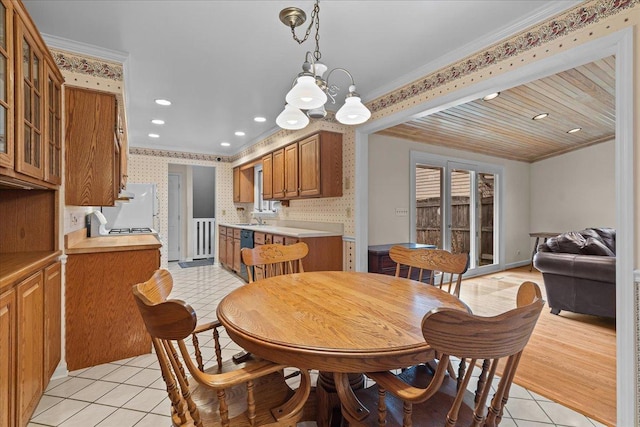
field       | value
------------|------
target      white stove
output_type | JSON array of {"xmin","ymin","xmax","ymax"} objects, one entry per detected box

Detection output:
[{"xmin": 108, "ymin": 227, "xmax": 156, "ymax": 235}]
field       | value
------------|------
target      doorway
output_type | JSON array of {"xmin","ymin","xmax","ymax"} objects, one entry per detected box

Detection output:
[{"xmin": 411, "ymin": 153, "xmax": 502, "ymax": 275}]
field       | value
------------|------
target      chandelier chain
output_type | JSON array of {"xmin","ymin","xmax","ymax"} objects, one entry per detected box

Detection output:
[{"xmin": 289, "ymin": 0, "xmax": 320, "ymax": 48}]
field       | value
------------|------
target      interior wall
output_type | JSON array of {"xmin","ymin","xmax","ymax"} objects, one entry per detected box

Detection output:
[
  {"xmin": 530, "ymin": 140, "xmax": 616, "ymax": 232},
  {"xmin": 368, "ymin": 134, "xmax": 531, "ymax": 266}
]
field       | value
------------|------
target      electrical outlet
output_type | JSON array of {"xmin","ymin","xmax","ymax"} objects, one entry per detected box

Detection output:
[
  {"xmin": 395, "ymin": 208, "xmax": 408, "ymax": 217},
  {"xmin": 344, "ymin": 177, "xmax": 351, "ymax": 190},
  {"xmin": 346, "ymin": 207, "xmax": 351, "ymax": 218},
  {"xmin": 222, "ymin": 209, "xmax": 226, "ymax": 216},
  {"xmin": 69, "ymin": 212, "xmax": 79, "ymax": 225}
]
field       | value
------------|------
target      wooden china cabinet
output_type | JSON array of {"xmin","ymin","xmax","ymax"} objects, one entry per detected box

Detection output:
[{"xmin": 0, "ymin": 1, "xmax": 64, "ymax": 427}]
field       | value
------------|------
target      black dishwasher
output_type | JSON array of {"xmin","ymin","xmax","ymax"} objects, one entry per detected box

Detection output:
[{"xmin": 239, "ymin": 229, "xmax": 254, "ymax": 281}]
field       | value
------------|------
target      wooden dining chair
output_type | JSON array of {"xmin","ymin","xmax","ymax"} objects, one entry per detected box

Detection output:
[
  {"xmin": 389, "ymin": 245, "xmax": 469, "ymax": 297},
  {"xmin": 132, "ymin": 269, "xmax": 312, "ymax": 427},
  {"xmin": 241, "ymin": 242, "xmax": 309, "ymax": 283},
  {"xmin": 339, "ymin": 281, "xmax": 544, "ymax": 427},
  {"xmin": 390, "ymin": 245, "xmax": 470, "ymax": 387}
]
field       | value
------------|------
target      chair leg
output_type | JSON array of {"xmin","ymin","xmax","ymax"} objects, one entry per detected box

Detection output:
[
  {"xmin": 377, "ymin": 386, "xmax": 387, "ymax": 427},
  {"xmin": 457, "ymin": 358, "xmax": 466, "ymax": 391},
  {"xmin": 475, "ymin": 359, "xmax": 490, "ymax": 403},
  {"xmin": 402, "ymin": 401, "xmax": 413, "ymax": 427}
]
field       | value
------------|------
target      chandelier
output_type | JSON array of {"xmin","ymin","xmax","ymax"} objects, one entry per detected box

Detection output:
[{"xmin": 276, "ymin": 0, "xmax": 371, "ymax": 130}]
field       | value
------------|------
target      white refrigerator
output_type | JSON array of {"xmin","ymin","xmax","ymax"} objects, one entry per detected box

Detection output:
[{"xmin": 101, "ymin": 183, "xmax": 158, "ymax": 230}]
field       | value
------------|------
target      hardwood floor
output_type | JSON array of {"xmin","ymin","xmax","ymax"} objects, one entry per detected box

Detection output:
[{"xmin": 460, "ymin": 266, "xmax": 616, "ymax": 426}]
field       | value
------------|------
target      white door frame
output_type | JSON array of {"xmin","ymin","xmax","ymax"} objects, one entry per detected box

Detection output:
[
  {"xmin": 355, "ymin": 28, "xmax": 635, "ymax": 425},
  {"xmin": 168, "ymin": 173, "xmax": 182, "ymax": 261}
]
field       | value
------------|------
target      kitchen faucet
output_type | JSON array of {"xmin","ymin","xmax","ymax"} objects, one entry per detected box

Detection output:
[{"xmin": 252, "ymin": 216, "xmax": 266, "ymax": 225}]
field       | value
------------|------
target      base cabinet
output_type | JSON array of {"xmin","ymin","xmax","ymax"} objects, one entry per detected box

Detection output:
[
  {"xmin": 16, "ymin": 272, "xmax": 44, "ymax": 427},
  {"xmin": 65, "ymin": 249, "xmax": 159, "ymax": 371},
  {"xmin": 43, "ymin": 262, "xmax": 61, "ymax": 387},
  {"xmin": 0, "ymin": 288, "xmax": 16, "ymax": 427}
]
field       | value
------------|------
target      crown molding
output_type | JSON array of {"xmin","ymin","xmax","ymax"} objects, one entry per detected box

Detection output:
[
  {"xmin": 41, "ymin": 33, "xmax": 129, "ymax": 63},
  {"xmin": 364, "ymin": 1, "xmax": 582, "ymax": 102}
]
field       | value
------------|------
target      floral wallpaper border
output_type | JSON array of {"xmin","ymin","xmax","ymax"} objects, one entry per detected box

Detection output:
[
  {"xmin": 367, "ymin": 0, "xmax": 638, "ymax": 113},
  {"xmin": 52, "ymin": 51, "xmax": 123, "ymax": 81},
  {"xmin": 130, "ymin": 147, "xmax": 229, "ymax": 162}
]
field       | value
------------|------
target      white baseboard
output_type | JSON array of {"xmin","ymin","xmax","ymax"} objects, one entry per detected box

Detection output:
[{"xmin": 505, "ymin": 260, "xmax": 532, "ymax": 270}]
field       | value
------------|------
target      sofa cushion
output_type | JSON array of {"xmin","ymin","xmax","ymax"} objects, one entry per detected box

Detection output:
[
  {"xmin": 538, "ymin": 228, "xmax": 616, "ymax": 255},
  {"xmin": 582, "ymin": 237, "xmax": 615, "ymax": 256}
]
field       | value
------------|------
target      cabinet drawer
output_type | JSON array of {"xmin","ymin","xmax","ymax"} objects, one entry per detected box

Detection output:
[
  {"xmin": 272, "ymin": 235, "xmax": 284, "ymax": 245},
  {"xmin": 219, "ymin": 226, "xmax": 227, "ymax": 236},
  {"xmin": 233, "ymin": 228, "xmax": 241, "ymax": 239},
  {"xmin": 254, "ymin": 232, "xmax": 266, "ymax": 244}
]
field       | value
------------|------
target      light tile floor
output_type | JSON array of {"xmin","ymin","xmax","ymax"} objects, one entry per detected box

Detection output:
[{"xmin": 29, "ymin": 262, "xmax": 607, "ymax": 427}]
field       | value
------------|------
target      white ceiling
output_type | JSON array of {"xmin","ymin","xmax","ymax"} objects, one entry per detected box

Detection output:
[{"xmin": 23, "ymin": 0, "xmax": 578, "ymax": 156}]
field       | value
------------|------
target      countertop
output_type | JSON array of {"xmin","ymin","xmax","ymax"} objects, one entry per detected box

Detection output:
[
  {"xmin": 65, "ymin": 228, "xmax": 162, "ymax": 254},
  {"xmin": 219, "ymin": 223, "xmax": 342, "ymax": 238}
]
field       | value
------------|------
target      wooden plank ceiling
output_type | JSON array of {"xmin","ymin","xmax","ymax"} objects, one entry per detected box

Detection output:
[{"xmin": 376, "ymin": 56, "xmax": 615, "ymax": 163}]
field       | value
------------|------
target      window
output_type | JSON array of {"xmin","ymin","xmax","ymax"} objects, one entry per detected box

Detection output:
[{"xmin": 254, "ymin": 164, "xmax": 276, "ymax": 212}]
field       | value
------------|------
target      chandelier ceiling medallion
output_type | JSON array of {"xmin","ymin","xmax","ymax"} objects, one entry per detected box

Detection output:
[{"xmin": 276, "ymin": 0, "xmax": 371, "ymax": 130}]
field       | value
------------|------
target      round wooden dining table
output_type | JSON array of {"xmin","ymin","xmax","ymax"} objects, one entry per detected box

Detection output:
[{"xmin": 217, "ymin": 271, "xmax": 469, "ymax": 426}]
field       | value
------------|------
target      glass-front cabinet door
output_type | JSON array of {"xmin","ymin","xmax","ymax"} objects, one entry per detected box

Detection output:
[
  {"xmin": 15, "ymin": 15, "xmax": 44, "ymax": 179},
  {"xmin": 44, "ymin": 64, "xmax": 61, "ymax": 184},
  {"xmin": 0, "ymin": 0, "xmax": 13, "ymax": 169}
]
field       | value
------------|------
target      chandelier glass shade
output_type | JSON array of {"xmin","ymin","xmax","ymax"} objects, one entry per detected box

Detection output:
[
  {"xmin": 277, "ymin": 0, "xmax": 371, "ymax": 130},
  {"xmin": 275, "ymin": 104, "xmax": 310, "ymax": 130}
]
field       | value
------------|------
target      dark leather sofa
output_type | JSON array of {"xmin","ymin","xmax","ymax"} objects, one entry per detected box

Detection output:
[{"xmin": 533, "ymin": 228, "xmax": 615, "ymax": 318}]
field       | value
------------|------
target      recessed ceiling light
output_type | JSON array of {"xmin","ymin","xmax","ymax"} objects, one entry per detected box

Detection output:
[
  {"xmin": 567, "ymin": 127, "xmax": 582, "ymax": 134},
  {"xmin": 235, "ymin": 131, "xmax": 245, "ymax": 136},
  {"xmin": 151, "ymin": 119, "xmax": 165, "ymax": 125},
  {"xmin": 532, "ymin": 113, "xmax": 549, "ymax": 120},
  {"xmin": 155, "ymin": 99, "xmax": 171, "ymax": 106},
  {"xmin": 482, "ymin": 92, "xmax": 500, "ymax": 101},
  {"xmin": 148, "ymin": 133, "xmax": 160, "ymax": 138},
  {"xmin": 221, "ymin": 142, "xmax": 230, "ymax": 147},
  {"xmin": 254, "ymin": 116, "xmax": 267, "ymax": 123}
]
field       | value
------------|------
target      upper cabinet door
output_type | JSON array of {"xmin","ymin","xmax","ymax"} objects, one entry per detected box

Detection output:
[
  {"xmin": 284, "ymin": 143, "xmax": 298, "ymax": 198},
  {"xmin": 298, "ymin": 134, "xmax": 321, "ymax": 197},
  {"xmin": 44, "ymin": 64, "xmax": 61, "ymax": 184},
  {"xmin": 0, "ymin": 0, "xmax": 13, "ymax": 170},
  {"xmin": 65, "ymin": 87, "xmax": 117, "ymax": 206},
  {"xmin": 262, "ymin": 153, "xmax": 273, "ymax": 200},
  {"xmin": 14, "ymin": 16, "xmax": 44, "ymax": 180},
  {"xmin": 272, "ymin": 148, "xmax": 285, "ymax": 199}
]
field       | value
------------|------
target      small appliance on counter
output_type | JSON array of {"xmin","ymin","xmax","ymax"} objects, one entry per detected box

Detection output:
[{"xmin": 87, "ymin": 211, "xmax": 109, "ymax": 237}]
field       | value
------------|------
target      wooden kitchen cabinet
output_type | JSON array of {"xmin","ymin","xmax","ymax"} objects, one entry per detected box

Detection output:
[
  {"xmin": 284, "ymin": 143, "xmax": 299, "ymax": 198},
  {"xmin": 0, "ymin": 0, "xmax": 13, "ymax": 171},
  {"xmin": 65, "ymin": 86, "xmax": 118, "ymax": 206},
  {"xmin": 271, "ymin": 148, "xmax": 285, "ymax": 199},
  {"xmin": 262, "ymin": 153, "xmax": 273, "ymax": 199},
  {"xmin": 14, "ymin": 14, "xmax": 44, "ymax": 181},
  {"xmin": 0, "ymin": 287, "xmax": 16, "ymax": 427},
  {"xmin": 43, "ymin": 261, "xmax": 61, "ymax": 387},
  {"xmin": 16, "ymin": 271, "xmax": 44, "ymax": 427},
  {"xmin": 225, "ymin": 231, "xmax": 234, "ymax": 270},
  {"xmin": 0, "ymin": 0, "xmax": 63, "ymax": 191},
  {"xmin": 233, "ymin": 166, "xmax": 254, "ymax": 203},
  {"xmin": 44, "ymin": 65, "xmax": 62, "ymax": 185},
  {"xmin": 233, "ymin": 228, "xmax": 241, "ymax": 272},
  {"xmin": 65, "ymin": 248, "xmax": 159, "ymax": 370},
  {"xmin": 261, "ymin": 131, "xmax": 342, "ymax": 201},
  {"xmin": 218, "ymin": 226, "xmax": 227, "ymax": 266}
]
